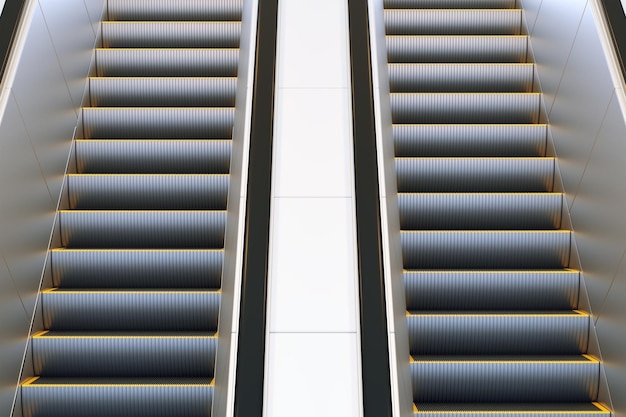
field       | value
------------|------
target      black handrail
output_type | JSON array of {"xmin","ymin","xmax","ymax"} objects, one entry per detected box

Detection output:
[
  {"xmin": 599, "ymin": 0, "xmax": 626, "ymax": 80},
  {"xmin": 232, "ymin": 0, "xmax": 278, "ymax": 415},
  {"xmin": 347, "ymin": 0, "xmax": 394, "ymax": 416},
  {"xmin": 0, "ymin": 0, "xmax": 27, "ymax": 86}
]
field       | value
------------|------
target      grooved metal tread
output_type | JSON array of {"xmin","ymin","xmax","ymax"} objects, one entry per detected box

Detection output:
[
  {"xmin": 23, "ymin": 0, "xmax": 243, "ymax": 415},
  {"xmin": 383, "ymin": 0, "xmax": 608, "ymax": 413}
]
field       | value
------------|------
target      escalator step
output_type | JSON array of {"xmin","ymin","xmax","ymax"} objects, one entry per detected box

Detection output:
[
  {"xmin": 51, "ymin": 249, "xmax": 223, "ymax": 288},
  {"xmin": 76, "ymin": 139, "xmax": 231, "ymax": 174},
  {"xmin": 22, "ymin": 377, "xmax": 214, "ymax": 417},
  {"xmin": 389, "ymin": 63, "xmax": 534, "ymax": 92},
  {"xmin": 89, "ymin": 77, "xmax": 236, "ymax": 107},
  {"xmin": 393, "ymin": 124, "xmax": 547, "ymax": 157},
  {"xmin": 33, "ymin": 331, "xmax": 217, "ymax": 377},
  {"xmin": 410, "ymin": 355, "xmax": 600, "ymax": 403},
  {"xmin": 401, "ymin": 230, "xmax": 570, "ymax": 269},
  {"xmin": 395, "ymin": 157, "xmax": 554, "ymax": 192},
  {"xmin": 107, "ymin": 0, "xmax": 242, "ymax": 21},
  {"xmin": 102, "ymin": 22, "xmax": 241, "ymax": 48},
  {"xmin": 398, "ymin": 193, "xmax": 562, "ymax": 230},
  {"xmin": 95, "ymin": 48, "xmax": 238, "ymax": 77},
  {"xmin": 385, "ymin": 10, "xmax": 522, "ymax": 35},
  {"xmin": 387, "ymin": 36, "xmax": 527, "ymax": 63},
  {"xmin": 413, "ymin": 402, "xmax": 610, "ymax": 416},
  {"xmin": 384, "ymin": 0, "xmax": 516, "ymax": 9},
  {"xmin": 59, "ymin": 210, "xmax": 226, "ymax": 248},
  {"xmin": 407, "ymin": 311, "xmax": 589, "ymax": 355},
  {"xmin": 404, "ymin": 270, "xmax": 579, "ymax": 311}
]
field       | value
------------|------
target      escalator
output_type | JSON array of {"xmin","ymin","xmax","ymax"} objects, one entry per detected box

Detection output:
[
  {"xmin": 20, "ymin": 1, "xmax": 243, "ymax": 415},
  {"xmin": 381, "ymin": 0, "xmax": 612, "ymax": 415}
]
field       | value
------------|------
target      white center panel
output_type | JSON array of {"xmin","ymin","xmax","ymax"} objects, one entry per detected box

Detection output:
[{"xmin": 263, "ymin": 0, "xmax": 363, "ymax": 416}]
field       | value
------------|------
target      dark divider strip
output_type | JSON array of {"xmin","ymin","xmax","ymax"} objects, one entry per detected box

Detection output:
[
  {"xmin": 233, "ymin": 0, "xmax": 278, "ymax": 415},
  {"xmin": 0, "ymin": 0, "xmax": 27, "ymax": 85},
  {"xmin": 600, "ymin": 0, "xmax": 626, "ymax": 79},
  {"xmin": 347, "ymin": 1, "xmax": 393, "ymax": 417}
]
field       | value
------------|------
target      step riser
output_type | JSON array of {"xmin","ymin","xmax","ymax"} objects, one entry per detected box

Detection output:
[
  {"xmin": 102, "ymin": 22, "xmax": 241, "ymax": 48},
  {"xmin": 107, "ymin": 0, "xmax": 242, "ymax": 21},
  {"xmin": 396, "ymin": 158, "xmax": 554, "ymax": 192},
  {"xmin": 393, "ymin": 124, "xmax": 547, "ymax": 157},
  {"xmin": 411, "ymin": 361, "xmax": 599, "ymax": 402},
  {"xmin": 51, "ymin": 250, "xmax": 223, "ymax": 288},
  {"xmin": 95, "ymin": 49, "xmax": 238, "ymax": 77},
  {"xmin": 42, "ymin": 293, "xmax": 220, "ymax": 331},
  {"xmin": 385, "ymin": 10, "xmax": 522, "ymax": 35},
  {"xmin": 399, "ymin": 193, "xmax": 562, "ymax": 230},
  {"xmin": 60, "ymin": 211, "xmax": 226, "ymax": 248},
  {"xmin": 22, "ymin": 385, "xmax": 213, "ymax": 417},
  {"xmin": 389, "ymin": 64, "xmax": 534, "ymax": 92},
  {"xmin": 384, "ymin": 0, "xmax": 516, "ymax": 8},
  {"xmin": 405, "ymin": 271, "xmax": 580, "ymax": 311},
  {"xmin": 68, "ymin": 175, "xmax": 229, "ymax": 210},
  {"xmin": 90, "ymin": 78, "xmax": 237, "ymax": 107},
  {"xmin": 33, "ymin": 337, "xmax": 216, "ymax": 377},
  {"xmin": 401, "ymin": 231, "xmax": 570, "ymax": 269},
  {"xmin": 387, "ymin": 37, "xmax": 527, "ymax": 63},
  {"xmin": 76, "ymin": 140, "xmax": 231, "ymax": 174},
  {"xmin": 408, "ymin": 315, "xmax": 589, "ymax": 355}
]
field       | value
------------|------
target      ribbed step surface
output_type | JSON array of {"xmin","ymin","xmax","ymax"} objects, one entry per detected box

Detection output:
[
  {"xmin": 382, "ymin": 1, "xmax": 608, "ymax": 415},
  {"xmin": 22, "ymin": 0, "xmax": 244, "ymax": 415}
]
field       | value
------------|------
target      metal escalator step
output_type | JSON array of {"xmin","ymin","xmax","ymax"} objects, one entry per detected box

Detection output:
[
  {"xmin": 384, "ymin": 0, "xmax": 516, "ymax": 9},
  {"xmin": 82, "ymin": 107, "xmax": 234, "ymax": 139},
  {"xmin": 76, "ymin": 140, "xmax": 231, "ymax": 174},
  {"xmin": 68, "ymin": 174, "xmax": 228, "ymax": 209},
  {"xmin": 59, "ymin": 211, "xmax": 226, "ymax": 249},
  {"xmin": 396, "ymin": 158, "xmax": 554, "ymax": 192},
  {"xmin": 413, "ymin": 402, "xmax": 610, "ymax": 416},
  {"xmin": 102, "ymin": 22, "xmax": 241, "ymax": 48},
  {"xmin": 51, "ymin": 249, "xmax": 223, "ymax": 289},
  {"xmin": 387, "ymin": 36, "xmax": 527, "ymax": 63},
  {"xmin": 391, "ymin": 93, "xmax": 540, "ymax": 124},
  {"xmin": 107, "ymin": 0, "xmax": 242, "ymax": 21},
  {"xmin": 22, "ymin": 377, "xmax": 214, "ymax": 417},
  {"xmin": 410, "ymin": 355, "xmax": 600, "ymax": 403},
  {"xmin": 95, "ymin": 48, "xmax": 238, "ymax": 77},
  {"xmin": 407, "ymin": 311, "xmax": 589, "ymax": 355},
  {"xmin": 401, "ymin": 230, "xmax": 570, "ymax": 269},
  {"xmin": 33, "ymin": 331, "xmax": 217, "ymax": 377},
  {"xmin": 385, "ymin": 10, "xmax": 522, "ymax": 35},
  {"xmin": 89, "ymin": 77, "xmax": 236, "ymax": 107},
  {"xmin": 398, "ymin": 193, "xmax": 562, "ymax": 230},
  {"xmin": 404, "ymin": 270, "xmax": 579, "ymax": 311},
  {"xmin": 393, "ymin": 124, "xmax": 547, "ymax": 157},
  {"xmin": 42, "ymin": 289, "xmax": 220, "ymax": 331},
  {"xmin": 389, "ymin": 64, "xmax": 534, "ymax": 92}
]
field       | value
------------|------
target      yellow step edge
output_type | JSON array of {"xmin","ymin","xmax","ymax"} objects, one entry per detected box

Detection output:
[
  {"xmin": 51, "ymin": 248, "xmax": 224, "ymax": 252},
  {"xmin": 389, "ymin": 63, "xmax": 534, "ymax": 67},
  {"xmin": 406, "ymin": 311, "xmax": 589, "ymax": 317},
  {"xmin": 391, "ymin": 92, "xmax": 541, "ymax": 96},
  {"xmin": 89, "ymin": 76, "xmax": 238, "ymax": 80},
  {"xmin": 75, "ymin": 139, "xmax": 231, "ymax": 142},
  {"xmin": 82, "ymin": 107, "xmax": 235, "ymax": 110},
  {"xmin": 386, "ymin": 35, "xmax": 528, "ymax": 38},
  {"xmin": 401, "ymin": 230, "xmax": 570, "ymax": 234},
  {"xmin": 96, "ymin": 47, "xmax": 239, "ymax": 51},
  {"xmin": 403, "ymin": 269, "xmax": 579, "ymax": 274},
  {"xmin": 395, "ymin": 157, "xmax": 554, "ymax": 161},
  {"xmin": 102, "ymin": 21, "xmax": 241, "ymax": 24},
  {"xmin": 23, "ymin": 378, "xmax": 215, "ymax": 388},
  {"xmin": 392, "ymin": 123, "xmax": 548, "ymax": 127},
  {"xmin": 410, "ymin": 356, "xmax": 600, "ymax": 364},
  {"xmin": 67, "ymin": 173, "xmax": 229, "ymax": 177},
  {"xmin": 32, "ymin": 333, "xmax": 218, "ymax": 339},
  {"xmin": 58, "ymin": 210, "xmax": 227, "ymax": 214},
  {"xmin": 41, "ymin": 288, "xmax": 221, "ymax": 295},
  {"xmin": 398, "ymin": 192, "xmax": 563, "ymax": 196}
]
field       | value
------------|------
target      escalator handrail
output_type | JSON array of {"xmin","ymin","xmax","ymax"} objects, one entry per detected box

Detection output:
[{"xmin": 0, "ymin": 0, "xmax": 28, "ymax": 88}]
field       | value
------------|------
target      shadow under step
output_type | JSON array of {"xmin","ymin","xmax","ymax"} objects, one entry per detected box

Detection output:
[
  {"xmin": 33, "ymin": 331, "xmax": 217, "ymax": 377},
  {"xmin": 404, "ymin": 270, "xmax": 580, "ymax": 310},
  {"xmin": 22, "ymin": 377, "xmax": 213, "ymax": 417}
]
